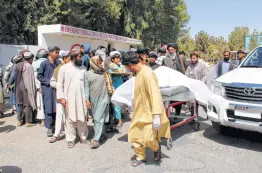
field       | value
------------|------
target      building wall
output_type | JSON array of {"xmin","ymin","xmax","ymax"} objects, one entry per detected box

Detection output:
[
  {"xmin": 0, "ymin": 44, "xmax": 41, "ymax": 68},
  {"xmin": 0, "ymin": 36, "xmax": 131, "ymax": 68},
  {"xmin": 42, "ymin": 34, "xmax": 131, "ymax": 51},
  {"xmin": 114, "ymin": 42, "xmax": 130, "ymax": 51}
]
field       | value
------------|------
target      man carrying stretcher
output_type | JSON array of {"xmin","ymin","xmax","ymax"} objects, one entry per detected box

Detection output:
[{"xmin": 121, "ymin": 51, "xmax": 171, "ymax": 167}]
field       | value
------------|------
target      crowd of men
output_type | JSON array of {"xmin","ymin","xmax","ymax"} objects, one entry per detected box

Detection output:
[{"xmin": 0, "ymin": 42, "xmax": 246, "ymax": 166}]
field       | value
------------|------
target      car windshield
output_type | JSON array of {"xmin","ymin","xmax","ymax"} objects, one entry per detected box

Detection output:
[{"xmin": 241, "ymin": 47, "xmax": 262, "ymax": 68}]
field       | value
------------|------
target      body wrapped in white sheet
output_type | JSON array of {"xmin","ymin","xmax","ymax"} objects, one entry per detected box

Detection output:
[{"xmin": 111, "ymin": 66, "xmax": 211, "ymax": 107}]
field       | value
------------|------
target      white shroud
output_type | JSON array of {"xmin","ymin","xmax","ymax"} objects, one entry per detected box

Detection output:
[{"xmin": 111, "ymin": 66, "xmax": 211, "ymax": 107}]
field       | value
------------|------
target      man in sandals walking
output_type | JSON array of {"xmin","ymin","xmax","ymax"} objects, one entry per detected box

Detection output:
[
  {"xmin": 57, "ymin": 47, "xmax": 88, "ymax": 148},
  {"xmin": 121, "ymin": 51, "xmax": 171, "ymax": 167}
]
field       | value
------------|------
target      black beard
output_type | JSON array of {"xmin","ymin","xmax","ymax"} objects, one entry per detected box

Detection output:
[
  {"xmin": 224, "ymin": 57, "xmax": 229, "ymax": 62},
  {"xmin": 74, "ymin": 60, "xmax": 82, "ymax": 66}
]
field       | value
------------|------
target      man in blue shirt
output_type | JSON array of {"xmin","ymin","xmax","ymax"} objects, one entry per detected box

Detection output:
[
  {"xmin": 80, "ymin": 44, "xmax": 91, "ymax": 70},
  {"xmin": 108, "ymin": 51, "xmax": 127, "ymax": 129},
  {"xmin": 37, "ymin": 46, "xmax": 61, "ymax": 137}
]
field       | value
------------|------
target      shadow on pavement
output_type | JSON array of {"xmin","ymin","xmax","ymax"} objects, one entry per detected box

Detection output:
[
  {"xmin": 203, "ymin": 124, "xmax": 262, "ymax": 152},
  {"xmin": 0, "ymin": 122, "xmax": 16, "ymax": 133},
  {"xmin": 87, "ymin": 124, "xmax": 118, "ymax": 146},
  {"xmin": 2, "ymin": 112, "xmax": 14, "ymax": 118},
  {"xmin": 170, "ymin": 118, "xmax": 210, "ymax": 142},
  {"xmin": 117, "ymin": 133, "xmax": 128, "ymax": 142},
  {"xmin": 117, "ymin": 117, "xmax": 210, "ymax": 143},
  {"xmin": 0, "ymin": 166, "xmax": 22, "ymax": 173}
]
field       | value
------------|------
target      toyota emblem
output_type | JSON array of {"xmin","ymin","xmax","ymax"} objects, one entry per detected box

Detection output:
[{"xmin": 244, "ymin": 88, "xmax": 256, "ymax": 95}]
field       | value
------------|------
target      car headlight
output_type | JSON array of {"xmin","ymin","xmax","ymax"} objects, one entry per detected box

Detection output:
[{"xmin": 211, "ymin": 81, "xmax": 224, "ymax": 96}]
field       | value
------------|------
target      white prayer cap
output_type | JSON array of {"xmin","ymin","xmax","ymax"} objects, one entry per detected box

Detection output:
[
  {"xmin": 59, "ymin": 50, "xmax": 70, "ymax": 58},
  {"xmin": 109, "ymin": 51, "xmax": 121, "ymax": 58}
]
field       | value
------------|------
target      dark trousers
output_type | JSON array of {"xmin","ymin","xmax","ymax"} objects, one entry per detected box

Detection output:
[
  {"xmin": 45, "ymin": 112, "xmax": 56, "ymax": 129},
  {"xmin": 170, "ymin": 101, "xmax": 182, "ymax": 115},
  {"xmin": 17, "ymin": 104, "xmax": 33, "ymax": 123}
]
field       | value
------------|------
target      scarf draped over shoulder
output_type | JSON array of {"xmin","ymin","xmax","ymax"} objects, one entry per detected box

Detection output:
[{"xmin": 90, "ymin": 56, "xmax": 114, "ymax": 95}]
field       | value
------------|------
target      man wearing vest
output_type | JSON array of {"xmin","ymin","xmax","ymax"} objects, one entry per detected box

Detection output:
[{"xmin": 213, "ymin": 50, "xmax": 235, "ymax": 79}]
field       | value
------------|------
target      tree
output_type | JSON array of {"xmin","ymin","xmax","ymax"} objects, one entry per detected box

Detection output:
[
  {"xmin": 141, "ymin": 0, "xmax": 190, "ymax": 48},
  {"xmin": 228, "ymin": 27, "xmax": 249, "ymax": 51},
  {"xmin": 68, "ymin": 0, "xmax": 123, "ymax": 34},
  {"xmin": 177, "ymin": 32, "xmax": 195, "ymax": 56},
  {"xmin": 0, "ymin": 0, "xmax": 30, "ymax": 44},
  {"xmin": 0, "ymin": 0, "xmax": 190, "ymax": 47},
  {"xmin": 210, "ymin": 36, "xmax": 229, "ymax": 62},
  {"xmin": 193, "ymin": 31, "xmax": 229, "ymax": 62},
  {"xmin": 195, "ymin": 31, "xmax": 210, "ymax": 54},
  {"xmin": 0, "ymin": 0, "xmax": 70, "ymax": 45}
]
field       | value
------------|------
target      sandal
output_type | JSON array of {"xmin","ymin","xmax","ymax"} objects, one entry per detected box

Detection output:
[
  {"xmin": 89, "ymin": 140, "xmax": 100, "ymax": 149},
  {"xmin": 154, "ymin": 145, "xmax": 162, "ymax": 161},
  {"xmin": 49, "ymin": 136, "xmax": 60, "ymax": 143},
  {"xmin": 68, "ymin": 141, "xmax": 75, "ymax": 148},
  {"xmin": 131, "ymin": 159, "xmax": 146, "ymax": 167}
]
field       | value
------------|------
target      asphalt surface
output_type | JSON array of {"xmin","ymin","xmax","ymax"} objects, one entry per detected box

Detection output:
[{"xmin": 1, "ymin": 66, "xmax": 262, "ymax": 173}]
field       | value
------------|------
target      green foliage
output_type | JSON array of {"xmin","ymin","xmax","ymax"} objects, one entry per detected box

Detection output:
[
  {"xmin": 0, "ymin": 0, "xmax": 189, "ymax": 46},
  {"xmin": 195, "ymin": 31, "xmax": 210, "ymax": 54},
  {"xmin": 179, "ymin": 30, "xmax": 230, "ymax": 63},
  {"xmin": 141, "ymin": 0, "xmax": 190, "ymax": 49},
  {"xmin": 177, "ymin": 32, "xmax": 195, "ymax": 56},
  {"xmin": 228, "ymin": 27, "xmax": 249, "ymax": 51}
]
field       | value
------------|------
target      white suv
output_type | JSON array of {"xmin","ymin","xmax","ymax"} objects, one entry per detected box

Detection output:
[{"xmin": 208, "ymin": 46, "xmax": 262, "ymax": 133}]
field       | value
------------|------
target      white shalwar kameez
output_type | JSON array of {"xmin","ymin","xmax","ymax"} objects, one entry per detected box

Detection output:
[{"xmin": 57, "ymin": 62, "xmax": 88, "ymax": 142}]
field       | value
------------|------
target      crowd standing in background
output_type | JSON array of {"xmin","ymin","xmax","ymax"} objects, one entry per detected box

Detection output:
[{"xmin": 0, "ymin": 42, "xmax": 245, "ymax": 165}]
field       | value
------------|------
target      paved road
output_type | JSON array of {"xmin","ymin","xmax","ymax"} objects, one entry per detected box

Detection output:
[{"xmin": 1, "ymin": 67, "xmax": 262, "ymax": 173}]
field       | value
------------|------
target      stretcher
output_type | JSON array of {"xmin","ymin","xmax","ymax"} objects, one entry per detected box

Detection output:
[{"xmin": 160, "ymin": 86, "xmax": 201, "ymax": 150}]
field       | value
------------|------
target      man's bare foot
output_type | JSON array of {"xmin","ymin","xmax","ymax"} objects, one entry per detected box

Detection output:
[
  {"xmin": 17, "ymin": 121, "xmax": 22, "ymax": 127},
  {"xmin": 49, "ymin": 136, "xmax": 60, "ymax": 143},
  {"xmin": 25, "ymin": 123, "xmax": 34, "ymax": 127},
  {"xmin": 89, "ymin": 140, "xmax": 100, "ymax": 149},
  {"xmin": 116, "ymin": 120, "xmax": 123, "ymax": 130},
  {"xmin": 39, "ymin": 120, "xmax": 45, "ymax": 126},
  {"xmin": 131, "ymin": 159, "xmax": 146, "ymax": 167}
]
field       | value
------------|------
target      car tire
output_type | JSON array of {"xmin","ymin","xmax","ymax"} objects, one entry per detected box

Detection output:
[{"xmin": 211, "ymin": 121, "xmax": 226, "ymax": 133}]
